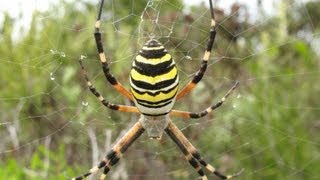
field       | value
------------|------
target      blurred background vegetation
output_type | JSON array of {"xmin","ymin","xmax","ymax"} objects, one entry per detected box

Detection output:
[{"xmin": 0, "ymin": 0, "xmax": 319, "ymax": 179}]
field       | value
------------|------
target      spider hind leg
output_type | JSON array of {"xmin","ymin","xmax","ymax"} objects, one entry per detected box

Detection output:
[
  {"xmin": 165, "ymin": 121, "xmax": 243, "ymax": 179},
  {"xmin": 71, "ymin": 122, "xmax": 145, "ymax": 180}
]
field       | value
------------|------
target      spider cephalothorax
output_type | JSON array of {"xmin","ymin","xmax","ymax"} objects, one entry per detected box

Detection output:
[{"xmin": 72, "ymin": 0, "xmax": 243, "ymax": 179}]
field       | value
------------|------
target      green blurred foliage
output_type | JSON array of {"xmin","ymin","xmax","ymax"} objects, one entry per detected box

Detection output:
[{"xmin": 0, "ymin": 0, "xmax": 319, "ymax": 180}]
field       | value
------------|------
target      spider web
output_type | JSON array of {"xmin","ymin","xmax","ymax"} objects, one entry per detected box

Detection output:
[{"xmin": 0, "ymin": 0, "xmax": 320, "ymax": 179}]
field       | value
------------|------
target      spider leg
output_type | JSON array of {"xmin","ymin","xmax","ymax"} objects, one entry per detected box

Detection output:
[
  {"xmin": 176, "ymin": 0, "xmax": 217, "ymax": 101},
  {"xmin": 171, "ymin": 82, "xmax": 239, "ymax": 118},
  {"xmin": 79, "ymin": 58, "xmax": 139, "ymax": 113},
  {"xmin": 94, "ymin": 0, "xmax": 133, "ymax": 101},
  {"xmin": 165, "ymin": 122, "xmax": 208, "ymax": 180},
  {"xmin": 165, "ymin": 121, "xmax": 243, "ymax": 179},
  {"xmin": 71, "ymin": 122, "xmax": 145, "ymax": 180}
]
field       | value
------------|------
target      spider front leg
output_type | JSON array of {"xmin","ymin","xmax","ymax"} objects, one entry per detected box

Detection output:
[
  {"xmin": 71, "ymin": 122, "xmax": 145, "ymax": 180},
  {"xmin": 176, "ymin": 0, "xmax": 217, "ymax": 101},
  {"xmin": 94, "ymin": 0, "xmax": 133, "ymax": 101},
  {"xmin": 79, "ymin": 58, "xmax": 139, "ymax": 114},
  {"xmin": 165, "ymin": 121, "xmax": 244, "ymax": 179},
  {"xmin": 171, "ymin": 81, "xmax": 239, "ymax": 118}
]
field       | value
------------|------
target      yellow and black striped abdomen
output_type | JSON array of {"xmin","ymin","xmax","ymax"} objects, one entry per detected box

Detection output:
[{"xmin": 130, "ymin": 39, "xmax": 179, "ymax": 116}]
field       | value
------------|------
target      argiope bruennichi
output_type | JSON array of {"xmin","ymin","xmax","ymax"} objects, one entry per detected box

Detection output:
[{"xmin": 72, "ymin": 0, "xmax": 243, "ymax": 179}]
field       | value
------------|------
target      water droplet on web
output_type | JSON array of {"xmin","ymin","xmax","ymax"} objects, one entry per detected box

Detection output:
[
  {"xmin": 49, "ymin": 72, "xmax": 55, "ymax": 80},
  {"xmin": 60, "ymin": 52, "xmax": 66, "ymax": 57},
  {"xmin": 185, "ymin": 55, "xmax": 192, "ymax": 60},
  {"xmin": 80, "ymin": 55, "xmax": 87, "ymax": 60},
  {"xmin": 233, "ymin": 104, "xmax": 237, "ymax": 108},
  {"xmin": 49, "ymin": 49, "xmax": 65, "ymax": 57},
  {"xmin": 81, "ymin": 101, "xmax": 89, "ymax": 106},
  {"xmin": 50, "ymin": 49, "xmax": 56, "ymax": 54}
]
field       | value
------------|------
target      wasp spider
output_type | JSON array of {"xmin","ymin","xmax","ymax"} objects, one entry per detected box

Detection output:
[{"xmin": 72, "ymin": 0, "xmax": 243, "ymax": 179}]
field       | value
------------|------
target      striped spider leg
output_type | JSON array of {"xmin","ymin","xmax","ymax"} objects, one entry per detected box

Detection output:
[
  {"xmin": 176, "ymin": 0, "xmax": 217, "ymax": 101},
  {"xmin": 79, "ymin": 58, "xmax": 139, "ymax": 114},
  {"xmin": 165, "ymin": 121, "xmax": 244, "ymax": 180},
  {"xmin": 72, "ymin": 122, "xmax": 145, "ymax": 180},
  {"xmin": 171, "ymin": 81, "xmax": 239, "ymax": 119},
  {"xmin": 94, "ymin": 0, "xmax": 133, "ymax": 101}
]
